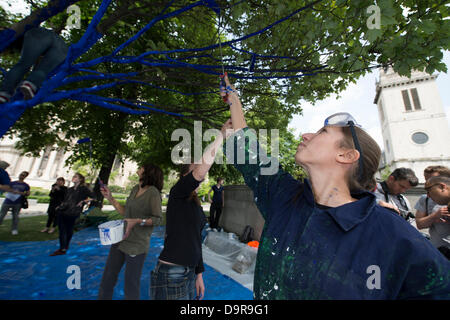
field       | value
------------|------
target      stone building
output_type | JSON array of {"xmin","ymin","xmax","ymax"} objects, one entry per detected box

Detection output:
[
  {"xmin": 373, "ymin": 67, "xmax": 450, "ymax": 183},
  {"xmin": 0, "ymin": 135, "xmax": 138, "ymax": 189}
]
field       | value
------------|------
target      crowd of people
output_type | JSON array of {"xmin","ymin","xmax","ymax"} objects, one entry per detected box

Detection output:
[
  {"xmin": 374, "ymin": 166, "xmax": 450, "ymax": 259},
  {"xmin": 0, "ymin": 74, "xmax": 449, "ymax": 299}
]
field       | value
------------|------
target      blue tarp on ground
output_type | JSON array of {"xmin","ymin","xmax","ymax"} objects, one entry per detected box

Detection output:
[{"xmin": 0, "ymin": 226, "xmax": 253, "ymax": 300}]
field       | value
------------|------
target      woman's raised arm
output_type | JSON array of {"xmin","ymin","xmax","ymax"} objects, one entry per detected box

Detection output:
[
  {"xmin": 192, "ymin": 119, "xmax": 233, "ymax": 182},
  {"xmin": 221, "ymin": 73, "xmax": 247, "ymax": 131}
]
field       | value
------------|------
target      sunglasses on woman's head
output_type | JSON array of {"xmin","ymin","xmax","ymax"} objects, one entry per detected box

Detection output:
[{"xmin": 324, "ymin": 112, "xmax": 364, "ymax": 182}]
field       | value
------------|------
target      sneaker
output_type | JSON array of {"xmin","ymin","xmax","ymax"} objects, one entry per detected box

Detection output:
[
  {"xmin": 50, "ymin": 249, "xmax": 66, "ymax": 256},
  {"xmin": 41, "ymin": 228, "xmax": 49, "ymax": 233},
  {"xmin": 0, "ymin": 91, "xmax": 11, "ymax": 103},
  {"xmin": 48, "ymin": 228, "xmax": 55, "ymax": 234},
  {"xmin": 11, "ymin": 230, "xmax": 18, "ymax": 235},
  {"xmin": 19, "ymin": 80, "xmax": 37, "ymax": 100}
]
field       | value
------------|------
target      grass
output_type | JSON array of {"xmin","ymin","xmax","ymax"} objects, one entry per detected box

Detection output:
[
  {"xmin": 0, "ymin": 211, "xmax": 120, "ymax": 242},
  {"xmin": 0, "ymin": 215, "xmax": 60, "ymax": 242}
]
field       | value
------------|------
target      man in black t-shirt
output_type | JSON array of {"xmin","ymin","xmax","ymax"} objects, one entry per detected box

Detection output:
[{"xmin": 208, "ymin": 177, "xmax": 224, "ymax": 230}]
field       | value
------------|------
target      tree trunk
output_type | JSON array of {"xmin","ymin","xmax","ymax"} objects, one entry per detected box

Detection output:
[
  {"xmin": 92, "ymin": 111, "xmax": 128, "ymax": 208},
  {"xmin": 93, "ymin": 152, "xmax": 116, "ymax": 208}
]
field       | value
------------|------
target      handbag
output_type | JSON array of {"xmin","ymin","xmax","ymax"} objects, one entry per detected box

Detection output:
[{"xmin": 21, "ymin": 197, "xmax": 29, "ymax": 209}]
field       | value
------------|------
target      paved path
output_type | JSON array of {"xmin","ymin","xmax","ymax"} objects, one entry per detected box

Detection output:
[
  {"xmin": 0, "ymin": 200, "xmax": 211, "ymax": 220},
  {"xmin": 0, "ymin": 203, "xmax": 116, "ymax": 219}
]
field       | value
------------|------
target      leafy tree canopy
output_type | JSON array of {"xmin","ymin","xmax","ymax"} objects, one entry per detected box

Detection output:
[{"xmin": 1, "ymin": 0, "xmax": 448, "ymax": 185}]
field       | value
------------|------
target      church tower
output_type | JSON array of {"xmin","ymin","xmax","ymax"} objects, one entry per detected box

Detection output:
[{"xmin": 373, "ymin": 67, "xmax": 450, "ymax": 183}]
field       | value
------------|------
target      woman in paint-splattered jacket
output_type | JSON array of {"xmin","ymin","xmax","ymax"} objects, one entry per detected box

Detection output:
[{"xmin": 220, "ymin": 74, "xmax": 450, "ymax": 300}]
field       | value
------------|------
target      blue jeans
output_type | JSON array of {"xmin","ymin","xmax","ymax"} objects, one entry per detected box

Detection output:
[
  {"xmin": 150, "ymin": 262, "xmax": 196, "ymax": 300},
  {"xmin": 0, "ymin": 27, "xmax": 68, "ymax": 95},
  {"xmin": 0, "ymin": 203, "xmax": 22, "ymax": 231}
]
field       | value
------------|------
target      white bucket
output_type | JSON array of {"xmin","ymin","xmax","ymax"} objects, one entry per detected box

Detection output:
[{"xmin": 98, "ymin": 220, "xmax": 124, "ymax": 245}]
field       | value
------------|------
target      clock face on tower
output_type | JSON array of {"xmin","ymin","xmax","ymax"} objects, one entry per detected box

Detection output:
[{"xmin": 411, "ymin": 132, "xmax": 429, "ymax": 145}]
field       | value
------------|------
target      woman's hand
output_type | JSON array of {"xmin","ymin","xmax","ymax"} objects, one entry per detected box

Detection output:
[
  {"xmin": 100, "ymin": 185, "xmax": 113, "ymax": 202},
  {"xmin": 102, "ymin": 185, "xmax": 126, "ymax": 216},
  {"xmin": 195, "ymin": 273, "xmax": 205, "ymax": 300},
  {"xmin": 221, "ymin": 73, "xmax": 247, "ymax": 130},
  {"xmin": 221, "ymin": 73, "xmax": 240, "ymax": 108},
  {"xmin": 77, "ymin": 198, "xmax": 94, "ymax": 207},
  {"xmin": 432, "ymin": 207, "xmax": 450, "ymax": 223},
  {"xmin": 123, "ymin": 218, "xmax": 140, "ymax": 239}
]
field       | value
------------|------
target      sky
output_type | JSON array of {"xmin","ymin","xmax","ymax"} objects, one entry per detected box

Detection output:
[
  {"xmin": 288, "ymin": 51, "xmax": 450, "ymax": 149},
  {"xmin": 1, "ymin": 0, "xmax": 449, "ymax": 151},
  {"xmin": 0, "ymin": 0, "xmax": 29, "ymax": 14}
]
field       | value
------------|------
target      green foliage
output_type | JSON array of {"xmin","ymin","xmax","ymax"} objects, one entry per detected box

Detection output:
[
  {"xmin": 2, "ymin": 0, "xmax": 449, "ymax": 187},
  {"xmin": 381, "ymin": 165, "xmax": 392, "ymax": 181},
  {"xmin": 161, "ymin": 171, "xmax": 178, "ymax": 195},
  {"xmin": 197, "ymin": 179, "xmax": 216, "ymax": 200},
  {"xmin": 28, "ymin": 195, "xmax": 50, "ymax": 203},
  {"xmin": 71, "ymin": 160, "xmax": 97, "ymax": 183},
  {"xmin": 107, "ymin": 185, "xmax": 126, "ymax": 193},
  {"xmin": 29, "ymin": 187, "xmax": 49, "ymax": 196},
  {"xmin": 28, "ymin": 187, "xmax": 51, "ymax": 203},
  {"xmin": 125, "ymin": 173, "xmax": 139, "ymax": 192}
]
